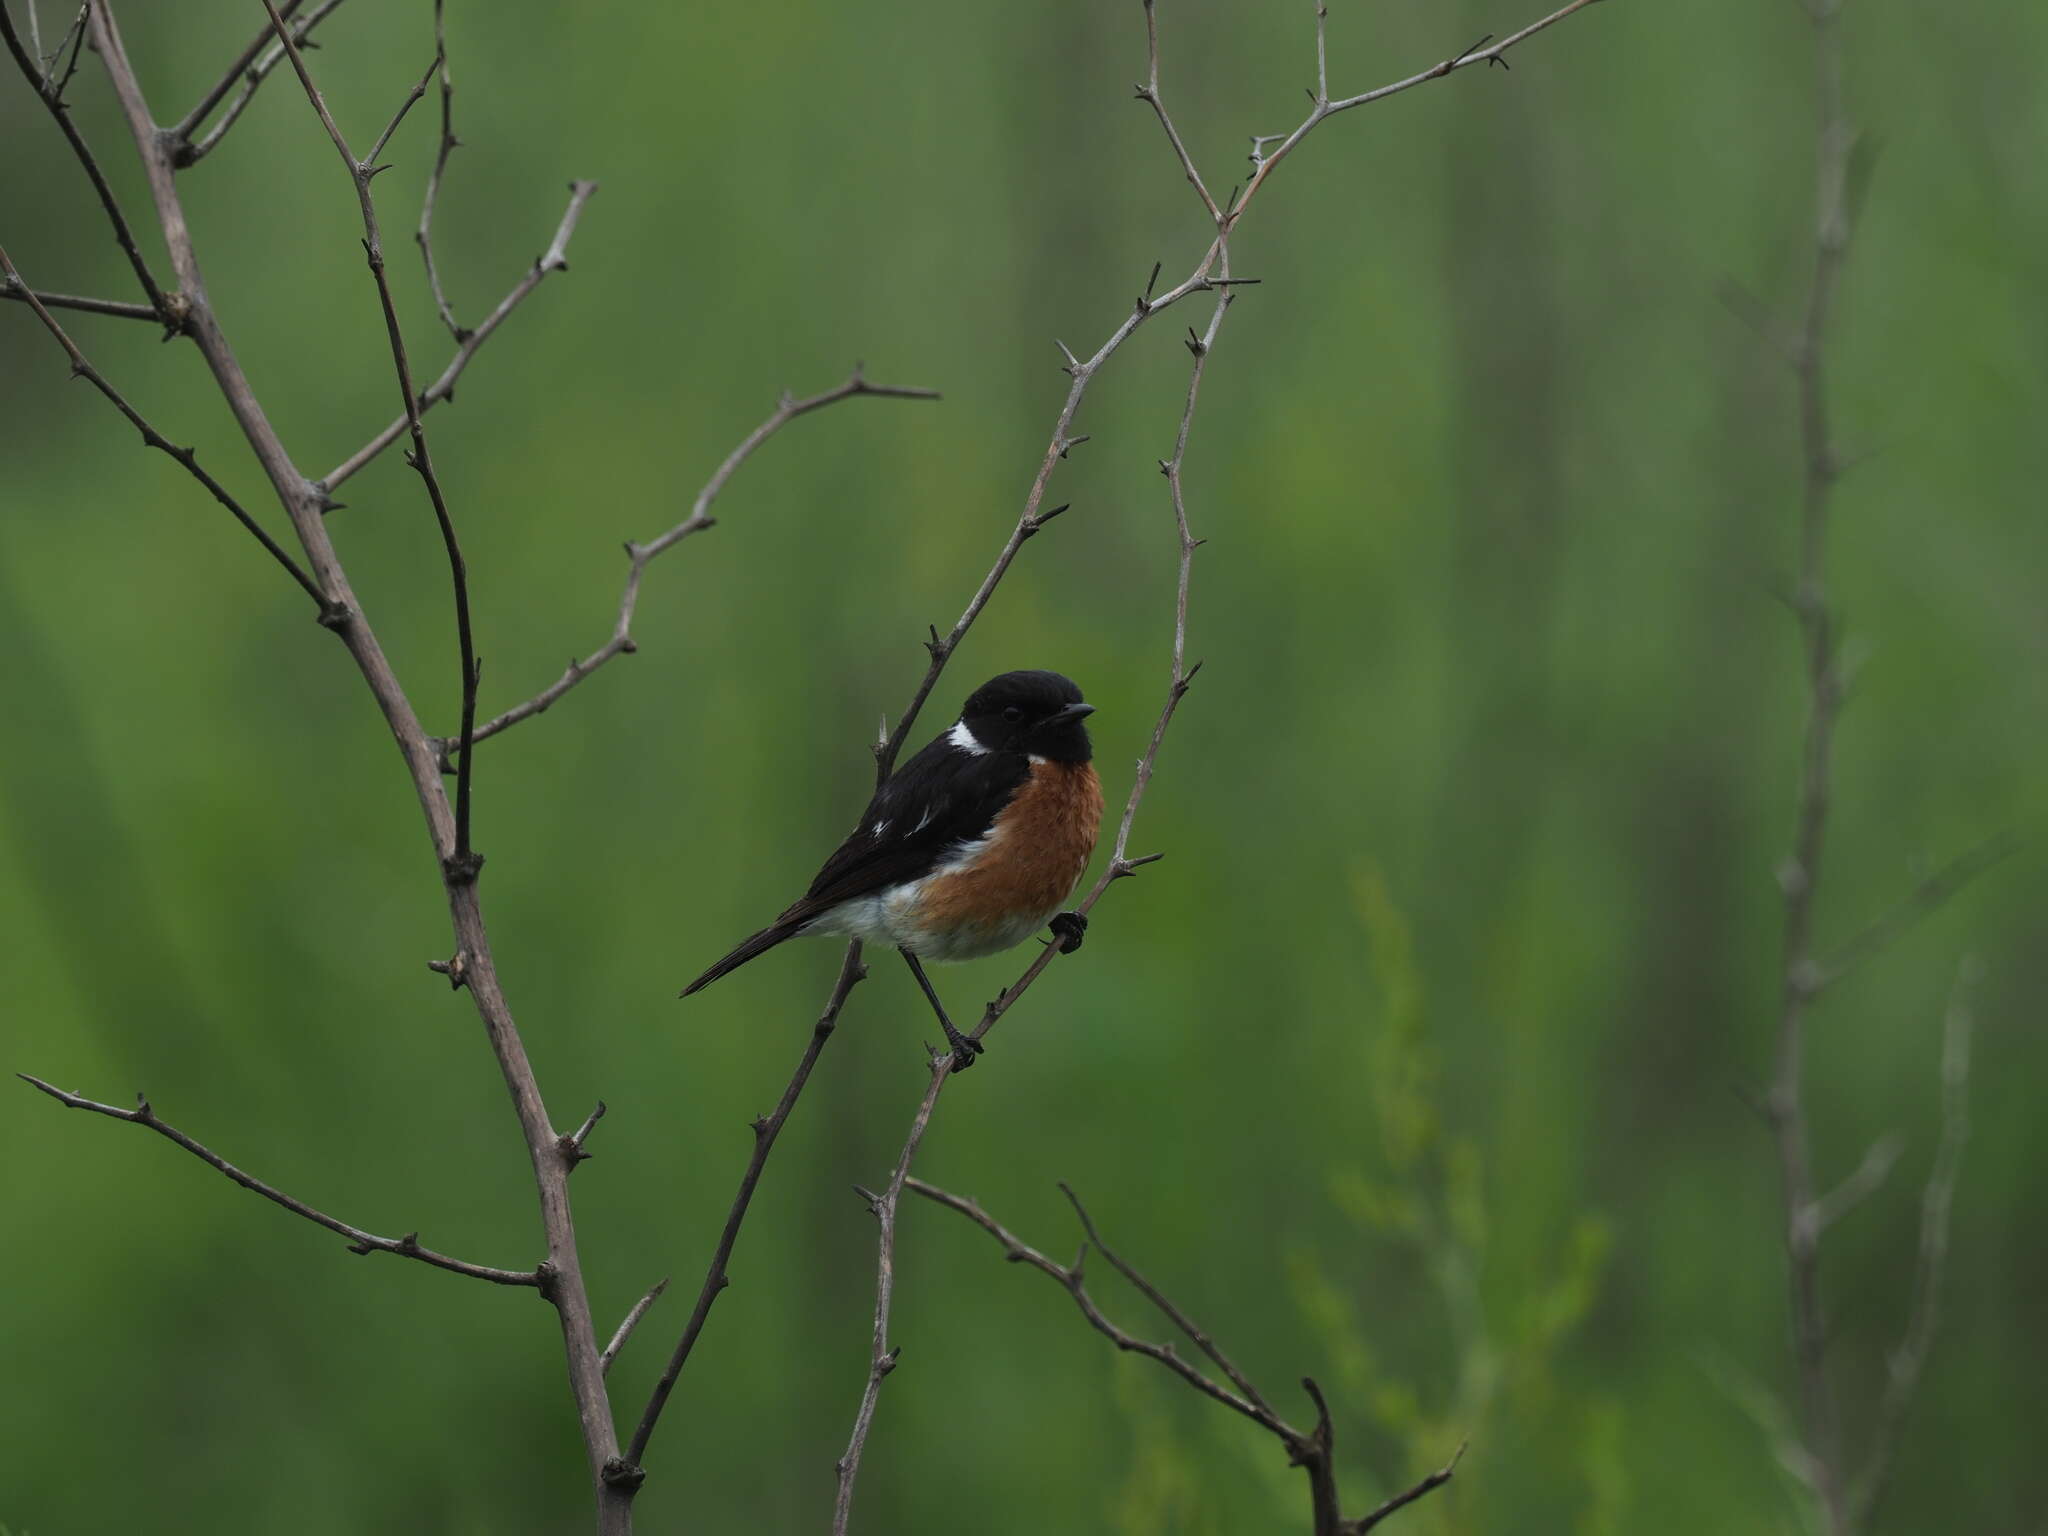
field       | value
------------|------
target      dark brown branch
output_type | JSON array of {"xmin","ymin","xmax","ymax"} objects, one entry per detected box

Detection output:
[
  {"xmin": 259, "ymin": 1, "xmax": 480, "ymax": 867},
  {"xmin": 0, "ymin": 243, "xmax": 325, "ymax": 605},
  {"xmin": 319, "ymin": 179, "xmax": 599, "ymax": 493},
  {"xmin": 0, "ymin": 5, "xmax": 170, "ymax": 318},
  {"xmin": 1349, "ymin": 1442, "xmax": 1467, "ymax": 1534},
  {"xmin": 452, "ymin": 369, "xmax": 939, "ymax": 763},
  {"xmin": 19, "ymin": 1075, "xmax": 541, "ymax": 1286},
  {"xmin": 170, "ymin": 0, "xmax": 350, "ymax": 168},
  {"xmin": 416, "ymin": 0, "xmax": 466, "ymax": 340},
  {"xmin": 600, "ymin": 1276, "xmax": 671, "ymax": 1377},
  {"xmin": 0, "ymin": 275, "xmax": 158, "ymax": 320},
  {"xmin": 623, "ymin": 944, "xmax": 867, "ymax": 1471},
  {"xmin": 1851, "ymin": 962, "xmax": 1975, "ymax": 1529}
]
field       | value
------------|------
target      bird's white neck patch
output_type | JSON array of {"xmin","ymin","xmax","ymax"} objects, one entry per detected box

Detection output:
[{"xmin": 948, "ymin": 720, "xmax": 989, "ymax": 755}]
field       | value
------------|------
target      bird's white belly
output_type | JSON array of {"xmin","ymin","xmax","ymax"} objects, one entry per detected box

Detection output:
[{"xmin": 802, "ymin": 879, "xmax": 1058, "ymax": 962}]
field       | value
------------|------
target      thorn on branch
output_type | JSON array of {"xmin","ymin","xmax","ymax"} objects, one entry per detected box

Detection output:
[
  {"xmin": 427, "ymin": 951, "xmax": 470, "ymax": 990},
  {"xmin": 1059, "ymin": 434, "xmax": 1090, "ymax": 459},
  {"xmin": 600, "ymin": 1458, "xmax": 647, "ymax": 1491},
  {"xmin": 923, "ymin": 624, "xmax": 948, "ymax": 660},
  {"xmin": 441, "ymin": 849, "xmax": 485, "ymax": 887},
  {"xmin": 853, "ymin": 1183, "xmax": 884, "ymax": 1217},
  {"xmin": 1185, "ymin": 327, "xmax": 1207, "ymax": 357},
  {"xmin": 560, "ymin": 1100, "xmax": 608, "ymax": 1166}
]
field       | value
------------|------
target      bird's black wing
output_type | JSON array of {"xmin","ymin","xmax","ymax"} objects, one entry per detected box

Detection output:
[{"xmin": 777, "ymin": 733, "xmax": 1029, "ymax": 925}]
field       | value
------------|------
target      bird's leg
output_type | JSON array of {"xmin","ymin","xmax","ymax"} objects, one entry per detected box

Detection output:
[
  {"xmin": 900, "ymin": 947, "xmax": 982, "ymax": 1071},
  {"xmin": 1048, "ymin": 910, "xmax": 1088, "ymax": 954}
]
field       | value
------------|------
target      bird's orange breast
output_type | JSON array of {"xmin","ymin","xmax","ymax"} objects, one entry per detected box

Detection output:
[{"xmin": 918, "ymin": 759, "xmax": 1103, "ymax": 935}]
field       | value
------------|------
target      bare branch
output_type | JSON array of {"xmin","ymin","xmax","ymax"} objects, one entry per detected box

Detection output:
[
  {"xmin": 172, "ymin": 0, "xmax": 350, "ymax": 168},
  {"xmin": 1806, "ymin": 1133, "xmax": 1903, "ymax": 1236},
  {"xmin": 320, "ymin": 179, "xmax": 599, "ymax": 492},
  {"xmin": 0, "ymin": 6, "xmax": 170, "ymax": 318},
  {"xmin": 453, "ymin": 369, "xmax": 939, "ymax": 762},
  {"xmin": 1815, "ymin": 834, "xmax": 2017, "ymax": 988},
  {"xmin": 259, "ymin": 0, "xmax": 481, "ymax": 869},
  {"xmin": 833, "ymin": 1053, "xmax": 960, "ymax": 1535},
  {"xmin": 1057, "ymin": 1179, "xmax": 1275, "ymax": 1420},
  {"xmin": 0, "ymin": 243, "xmax": 325, "ymax": 605},
  {"xmin": 19, "ymin": 1075, "xmax": 541, "ymax": 1285},
  {"xmin": 0, "ymin": 274, "xmax": 157, "ymax": 321},
  {"xmin": 600, "ymin": 1277, "xmax": 671, "ymax": 1377},
  {"xmin": 416, "ymin": 0, "xmax": 466, "ymax": 339},
  {"xmin": 906, "ymin": 1178, "xmax": 1290, "ymax": 1434},
  {"xmin": 1349, "ymin": 1441, "xmax": 1467, "ymax": 1534},
  {"xmin": 1135, "ymin": 0, "xmax": 1222, "ymax": 221},
  {"xmin": 872, "ymin": 0, "xmax": 1609, "ymax": 780},
  {"xmin": 624, "ymin": 944, "xmax": 868, "ymax": 1471},
  {"xmin": 1852, "ymin": 961, "xmax": 1976, "ymax": 1530}
]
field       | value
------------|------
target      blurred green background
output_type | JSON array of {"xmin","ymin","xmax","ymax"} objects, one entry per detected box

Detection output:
[{"xmin": 3, "ymin": 1, "xmax": 2042, "ymax": 1531}]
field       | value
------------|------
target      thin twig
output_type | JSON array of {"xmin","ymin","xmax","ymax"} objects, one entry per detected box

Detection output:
[
  {"xmin": 1349, "ymin": 1442, "xmax": 1467, "ymax": 1534},
  {"xmin": 0, "ymin": 6, "xmax": 170, "ymax": 318},
  {"xmin": 624, "ymin": 945, "xmax": 868, "ymax": 1471},
  {"xmin": 1814, "ymin": 834, "xmax": 2017, "ymax": 988},
  {"xmin": 1059, "ymin": 1180, "xmax": 1274, "ymax": 1418},
  {"xmin": 1851, "ymin": 961, "xmax": 1976, "ymax": 1530},
  {"xmin": 320, "ymin": 180, "xmax": 599, "ymax": 492},
  {"xmin": 1764, "ymin": 0, "xmax": 1856, "ymax": 1527},
  {"xmin": 905, "ymin": 1178, "xmax": 1290, "ymax": 1434},
  {"xmin": 0, "ymin": 276, "xmax": 159, "ymax": 320},
  {"xmin": 600, "ymin": 1277, "xmax": 672, "ymax": 1376},
  {"xmin": 451, "ymin": 369, "xmax": 938, "ymax": 762},
  {"xmin": 166, "ymin": 0, "xmax": 305, "ymax": 155},
  {"xmin": 416, "ymin": 0, "xmax": 467, "ymax": 339},
  {"xmin": 0, "ymin": 244, "xmax": 324, "ymax": 604},
  {"xmin": 832, "ymin": 1053, "xmax": 956, "ymax": 1535},
  {"xmin": 871, "ymin": 0, "xmax": 1608, "ymax": 782},
  {"xmin": 1135, "ymin": 0, "xmax": 1222, "ymax": 221},
  {"xmin": 259, "ymin": 0, "xmax": 481, "ymax": 870},
  {"xmin": 18, "ymin": 1075, "xmax": 541, "ymax": 1285},
  {"xmin": 172, "ymin": 0, "xmax": 351, "ymax": 168}
]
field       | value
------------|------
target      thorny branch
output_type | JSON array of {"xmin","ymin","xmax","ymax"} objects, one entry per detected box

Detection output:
[
  {"xmin": 19, "ymin": 1075, "xmax": 541, "ymax": 1286},
  {"xmin": 1756, "ymin": 1, "xmax": 1987, "ymax": 1531},
  {"xmin": 258, "ymin": 0, "xmax": 480, "ymax": 868},
  {"xmin": 320, "ymin": 180, "xmax": 599, "ymax": 494},
  {"xmin": 169, "ymin": 0, "xmax": 350, "ymax": 167},
  {"xmin": 0, "ymin": 243, "xmax": 323, "ymax": 601},
  {"xmin": 905, "ymin": 1178, "xmax": 1464, "ymax": 1535},
  {"xmin": 835, "ymin": 2, "xmax": 1606, "ymax": 1526},
  {"xmin": 447, "ymin": 368, "xmax": 940, "ymax": 767},
  {"xmin": 416, "ymin": 0, "xmax": 464, "ymax": 340}
]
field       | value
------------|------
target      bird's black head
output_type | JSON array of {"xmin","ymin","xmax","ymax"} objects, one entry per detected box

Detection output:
[{"xmin": 955, "ymin": 670, "xmax": 1095, "ymax": 763}]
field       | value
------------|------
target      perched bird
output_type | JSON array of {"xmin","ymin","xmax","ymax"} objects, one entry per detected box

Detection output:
[{"xmin": 681, "ymin": 670, "xmax": 1103, "ymax": 1069}]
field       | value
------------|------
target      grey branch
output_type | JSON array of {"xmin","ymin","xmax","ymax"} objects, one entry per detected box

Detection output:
[
  {"xmin": 0, "ymin": 244, "xmax": 324, "ymax": 604},
  {"xmin": 906, "ymin": 1178, "xmax": 1461, "ymax": 1535},
  {"xmin": 872, "ymin": 0, "xmax": 1609, "ymax": 781},
  {"xmin": 319, "ymin": 180, "xmax": 599, "ymax": 493},
  {"xmin": 600, "ymin": 1277, "xmax": 672, "ymax": 1376},
  {"xmin": 169, "ymin": 0, "xmax": 351, "ymax": 167},
  {"xmin": 832, "ymin": 1053, "xmax": 955, "ymax": 1535},
  {"xmin": 0, "ymin": 6, "xmax": 169, "ymax": 318},
  {"xmin": 624, "ymin": 945, "xmax": 868, "ymax": 1470},
  {"xmin": 1814, "ymin": 834, "xmax": 2017, "ymax": 989},
  {"xmin": 0, "ymin": 275, "xmax": 158, "ymax": 321},
  {"xmin": 416, "ymin": 0, "xmax": 467, "ymax": 340},
  {"xmin": 18, "ymin": 1075, "xmax": 541, "ymax": 1286},
  {"xmin": 1851, "ymin": 961, "xmax": 1976, "ymax": 1529},
  {"xmin": 450, "ymin": 368, "xmax": 939, "ymax": 764}
]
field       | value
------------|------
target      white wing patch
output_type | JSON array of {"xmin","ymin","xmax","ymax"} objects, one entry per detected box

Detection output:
[
  {"xmin": 872, "ymin": 820, "xmax": 890, "ymax": 840},
  {"xmin": 947, "ymin": 720, "xmax": 988, "ymax": 755}
]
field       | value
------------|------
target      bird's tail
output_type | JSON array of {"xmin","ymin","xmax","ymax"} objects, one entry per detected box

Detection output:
[{"xmin": 679, "ymin": 920, "xmax": 804, "ymax": 998}]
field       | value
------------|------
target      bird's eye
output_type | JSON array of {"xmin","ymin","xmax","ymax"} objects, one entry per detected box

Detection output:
[{"xmin": 1001, "ymin": 706, "xmax": 1024, "ymax": 723}]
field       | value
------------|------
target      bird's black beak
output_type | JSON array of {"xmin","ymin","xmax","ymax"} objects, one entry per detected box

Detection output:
[{"xmin": 1047, "ymin": 702, "xmax": 1096, "ymax": 726}]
